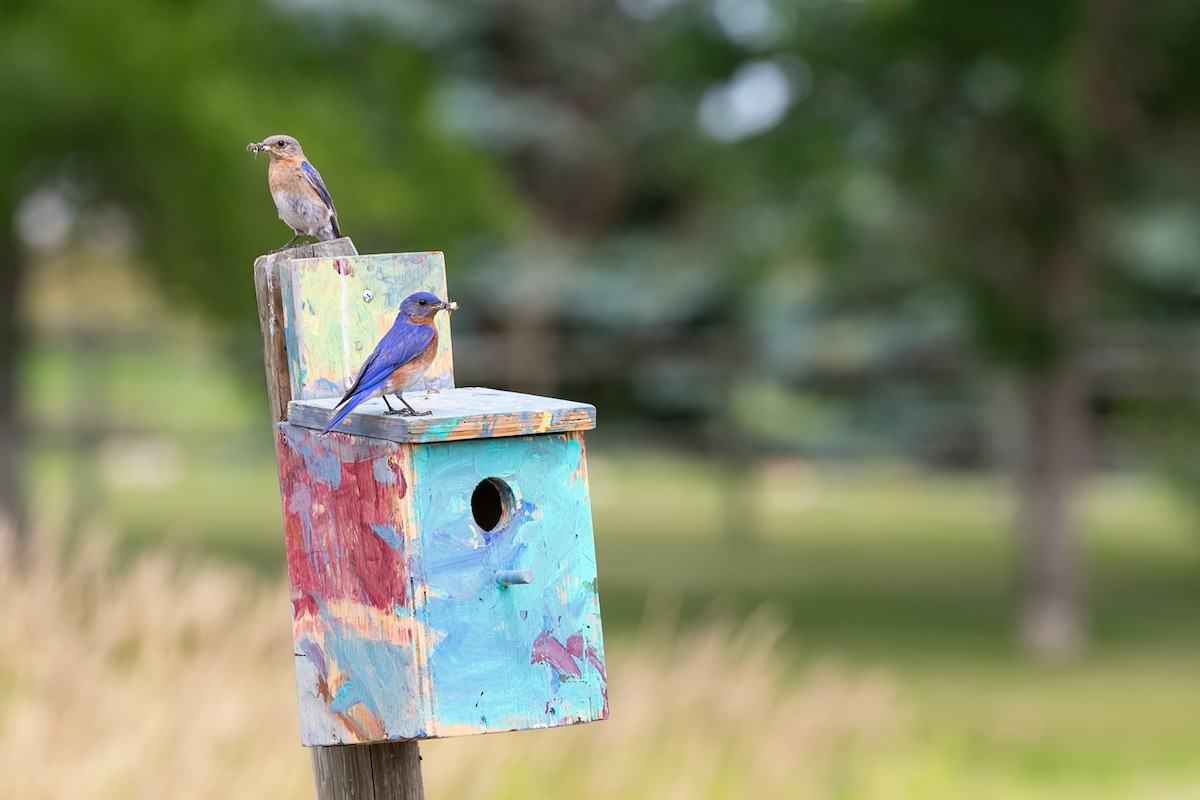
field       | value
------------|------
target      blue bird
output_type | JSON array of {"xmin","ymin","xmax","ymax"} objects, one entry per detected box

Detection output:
[{"xmin": 322, "ymin": 292, "xmax": 457, "ymax": 435}]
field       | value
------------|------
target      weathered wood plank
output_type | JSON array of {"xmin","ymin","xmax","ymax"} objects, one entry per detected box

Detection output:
[
  {"xmin": 254, "ymin": 238, "xmax": 359, "ymax": 421},
  {"xmin": 310, "ymin": 742, "xmax": 424, "ymax": 800},
  {"xmin": 288, "ymin": 386, "xmax": 597, "ymax": 442}
]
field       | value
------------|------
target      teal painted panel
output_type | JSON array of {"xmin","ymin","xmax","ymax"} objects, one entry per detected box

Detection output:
[
  {"xmin": 280, "ymin": 252, "xmax": 455, "ymax": 402},
  {"xmin": 411, "ymin": 432, "xmax": 608, "ymax": 736},
  {"xmin": 288, "ymin": 387, "xmax": 596, "ymax": 443}
]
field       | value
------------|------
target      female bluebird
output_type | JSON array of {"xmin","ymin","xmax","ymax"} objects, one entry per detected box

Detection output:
[
  {"xmin": 248, "ymin": 134, "xmax": 342, "ymax": 251},
  {"xmin": 322, "ymin": 292, "xmax": 458, "ymax": 435}
]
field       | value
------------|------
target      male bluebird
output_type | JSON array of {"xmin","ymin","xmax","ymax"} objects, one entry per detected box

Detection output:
[
  {"xmin": 247, "ymin": 134, "xmax": 341, "ymax": 251},
  {"xmin": 322, "ymin": 292, "xmax": 458, "ymax": 435}
]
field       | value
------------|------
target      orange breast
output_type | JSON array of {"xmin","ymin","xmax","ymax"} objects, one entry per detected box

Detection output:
[{"xmin": 381, "ymin": 329, "xmax": 439, "ymax": 395}]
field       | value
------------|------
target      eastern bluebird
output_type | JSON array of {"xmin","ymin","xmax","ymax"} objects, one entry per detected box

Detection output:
[
  {"xmin": 322, "ymin": 292, "xmax": 458, "ymax": 434},
  {"xmin": 247, "ymin": 134, "xmax": 341, "ymax": 251}
]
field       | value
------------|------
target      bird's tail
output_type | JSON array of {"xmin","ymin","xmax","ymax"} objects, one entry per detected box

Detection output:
[{"xmin": 321, "ymin": 393, "xmax": 360, "ymax": 435}]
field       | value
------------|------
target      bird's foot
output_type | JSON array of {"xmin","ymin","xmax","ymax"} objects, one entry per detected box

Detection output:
[{"xmin": 386, "ymin": 408, "xmax": 432, "ymax": 417}]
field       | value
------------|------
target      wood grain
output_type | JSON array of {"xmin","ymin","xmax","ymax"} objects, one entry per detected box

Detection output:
[{"xmin": 311, "ymin": 742, "xmax": 424, "ymax": 800}]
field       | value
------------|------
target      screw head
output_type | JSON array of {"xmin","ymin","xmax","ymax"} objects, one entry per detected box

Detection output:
[{"xmin": 362, "ymin": 289, "xmax": 374, "ymax": 303}]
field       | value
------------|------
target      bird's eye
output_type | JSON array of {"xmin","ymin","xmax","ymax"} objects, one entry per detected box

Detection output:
[
  {"xmin": 277, "ymin": 140, "xmax": 287, "ymax": 147},
  {"xmin": 418, "ymin": 298, "xmax": 428, "ymax": 306}
]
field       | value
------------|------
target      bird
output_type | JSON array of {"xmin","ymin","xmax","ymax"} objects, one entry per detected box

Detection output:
[
  {"xmin": 247, "ymin": 134, "xmax": 341, "ymax": 251},
  {"xmin": 322, "ymin": 292, "xmax": 457, "ymax": 435}
]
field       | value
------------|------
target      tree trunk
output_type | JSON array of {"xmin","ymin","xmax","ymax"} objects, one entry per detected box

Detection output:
[
  {"xmin": 1012, "ymin": 246, "xmax": 1089, "ymax": 659},
  {"xmin": 499, "ymin": 241, "xmax": 562, "ymax": 396},
  {"xmin": 1013, "ymin": 359, "xmax": 1087, "ymax": 658},
  {"xmin": 0, "ymin": 231, "xmax": 25, "ymax": 556}
]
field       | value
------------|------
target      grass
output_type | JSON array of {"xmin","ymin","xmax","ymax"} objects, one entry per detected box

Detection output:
[
  {"xmin": 17, "ymin": 338, "xmax": 1200, "ymax": 797},
  {"xmin": 2, "ymin": 521, "xmax": 908, "ymax": 800}
]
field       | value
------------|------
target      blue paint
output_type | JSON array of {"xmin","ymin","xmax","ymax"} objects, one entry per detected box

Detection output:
[
  {"xmin": 318, "ymin": 617, "xmax": 422, "ymax": 738},
  {"xmin": 283, "ymin": 423, "xmax": 343, "ymax": 487},
  {"xmin": 312, "ymin": 377, "xmax": 343, "ymax": 397},
  {"xmin": 370, "ymin": 523, "xmax": 404, "ymax": 551},
  {"xmin": 372, "ymin": 457, "xmax": 397, "ymax": 485},
  {"xmin": 412, "ymin": 432, "xmax": 606, "ymax": 732}
]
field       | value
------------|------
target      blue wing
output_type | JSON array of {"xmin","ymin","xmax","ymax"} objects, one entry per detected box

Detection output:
[
  {"xmin": 301, "ymin": 160, "xmax": 336, "ymax": 211},
  {"xmin": 321, "ymin": 322, "xmax": 435, "ymax": 434}
]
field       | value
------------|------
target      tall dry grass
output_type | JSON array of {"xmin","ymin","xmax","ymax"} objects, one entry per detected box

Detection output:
[
  {"xmin": 0, "ymin": 518, "xmax": 907, "ymax": 800},
  {"xmin": 422, "ymin": 604, "xmax": 906, "ymax": 800}
]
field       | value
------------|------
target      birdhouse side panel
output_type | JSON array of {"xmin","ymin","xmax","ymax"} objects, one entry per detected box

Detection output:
[
  {"xmin": 275, "ymin": 424, "xmax": 430, "ymax": 745},
  {"xmin": 280, "ymin": 251, "xmax": 455, "ymax": 403},
  {"xmin": 410, "ymin": 432, "xmax": 607, "ymax": 737}
]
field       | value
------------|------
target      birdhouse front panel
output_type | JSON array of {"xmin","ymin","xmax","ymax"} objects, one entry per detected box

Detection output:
[{"xmin": 410, "ymin": 431, "xmax": 607, "ymax": 737}]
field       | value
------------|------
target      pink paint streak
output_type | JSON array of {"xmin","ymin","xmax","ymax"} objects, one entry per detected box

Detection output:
[
  {"xmin": 530, "ymin": 631, "xmax": 582, "ymax": 678},
  {"xmin": 333, "ymin": 258, "xmax": 354, "ymax": 276}
]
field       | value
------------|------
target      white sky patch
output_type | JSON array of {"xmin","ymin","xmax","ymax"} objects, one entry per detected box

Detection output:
[
  {"xmin": 713, "ymin": 0, "xmax": 779, "ymax": 48},
  {"xmin": 698, "ymin": 59, "xmax": 796, "ymax": 142}
]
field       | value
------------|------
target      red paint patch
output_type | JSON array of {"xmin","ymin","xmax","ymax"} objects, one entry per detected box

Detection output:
[
  {"xmin": 277, "ymin": 427, "xmax": 410, "ymax": 620},
  {"xmin": 333, "ymin": 258, "xmax": 354, "ymax": 276}
]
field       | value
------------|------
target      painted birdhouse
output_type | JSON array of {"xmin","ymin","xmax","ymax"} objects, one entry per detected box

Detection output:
[{"xmin": 267, "ymin": 251, "xmax": 607, "ymax": 746}]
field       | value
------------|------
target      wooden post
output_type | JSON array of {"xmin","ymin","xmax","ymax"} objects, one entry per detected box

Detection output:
[
  {"xmin": 253, "ymin": 237, "xmax": 426, "ymax": 800},
  {"xmin": 254, "ymin": 239, "xmax": 360, "ymax": 423}
]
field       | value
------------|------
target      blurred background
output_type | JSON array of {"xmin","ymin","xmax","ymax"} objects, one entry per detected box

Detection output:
[{"xmin": 3, "ymin": 0, "xmax": 1200, "ymax": 797}]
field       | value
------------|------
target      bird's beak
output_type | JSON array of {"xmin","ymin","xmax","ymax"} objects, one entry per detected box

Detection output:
[
  {"xmin": 441, "ymin": 300, "xmax": 459, "ymax": 312},
  {"xmin": 247, "ymin": 141, "xmax": 270, "ymax": 154}
]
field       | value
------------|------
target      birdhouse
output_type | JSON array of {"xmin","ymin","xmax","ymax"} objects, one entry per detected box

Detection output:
[{"xmin": 267, "ymin": 251, "xmax": 607, "ymax": 745}]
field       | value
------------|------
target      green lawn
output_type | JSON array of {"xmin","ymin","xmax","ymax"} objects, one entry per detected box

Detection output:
[{"xmin": 22, "ymin": 340, "xmax": 1200, "ymax": 796}]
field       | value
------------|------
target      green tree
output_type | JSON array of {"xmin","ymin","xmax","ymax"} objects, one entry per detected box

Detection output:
[
  {"xmin": 609, "ymin": 0, "xmax": 1200, "ymax": 655},
  {"xmin": 440, "ymin": 0, "xmax": 1200, "ymax": 655}
]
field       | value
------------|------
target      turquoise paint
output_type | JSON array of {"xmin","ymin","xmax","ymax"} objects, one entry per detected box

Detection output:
[{"xmin": 412, "ymin": 432, "xmax": 606, "ymax": 732}]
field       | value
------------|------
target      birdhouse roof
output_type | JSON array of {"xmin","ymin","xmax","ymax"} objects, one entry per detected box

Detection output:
[{"xmin": 288, "ymin": 387, "xmax": 596, "ymax": 443}]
